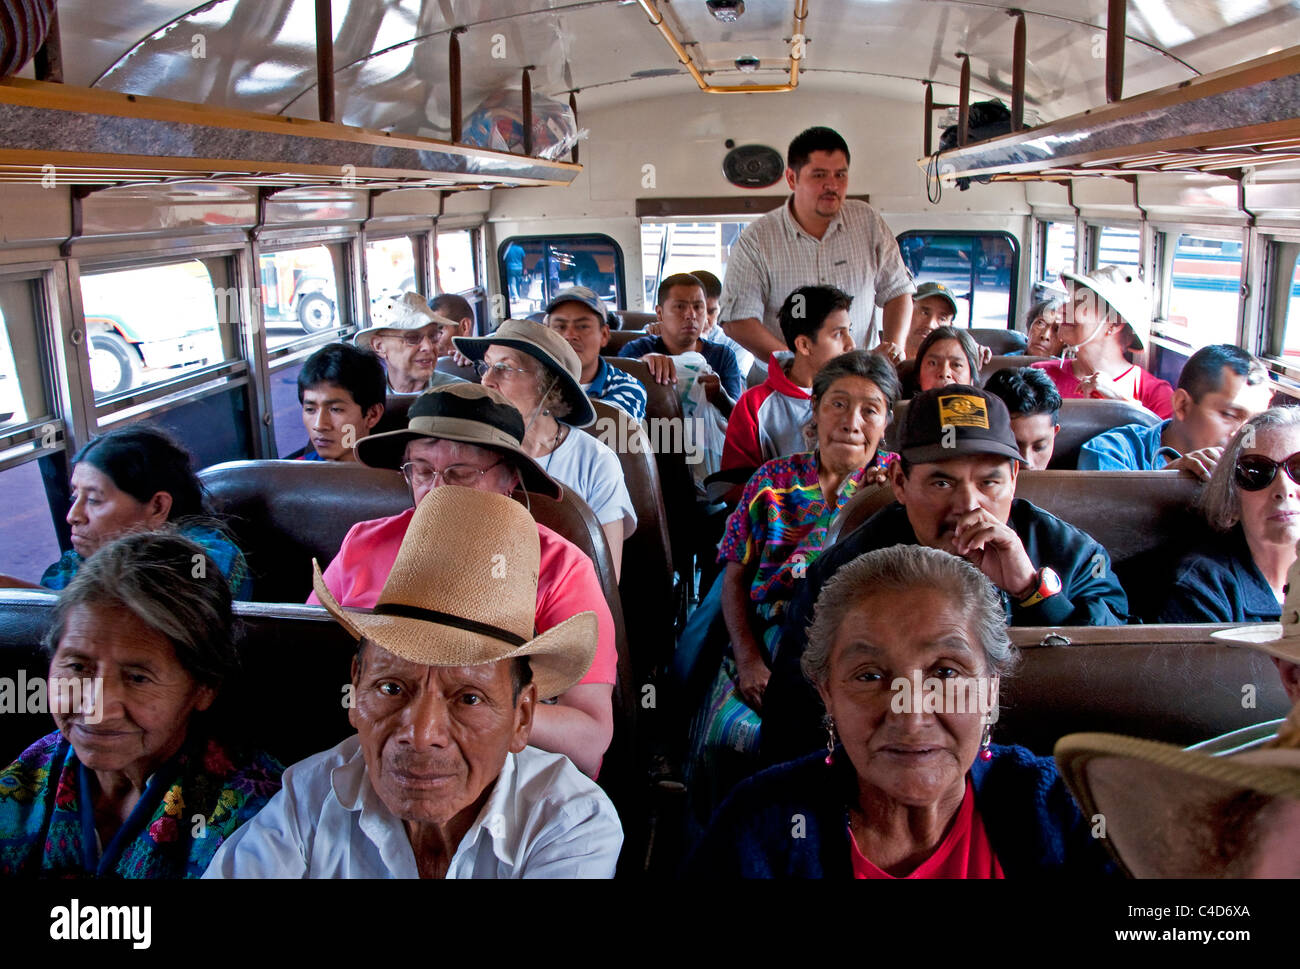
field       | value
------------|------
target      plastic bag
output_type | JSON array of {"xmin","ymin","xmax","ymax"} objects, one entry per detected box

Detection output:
[
  {"xmin": 675, "ymin": 352, "xmax": 728, "ymax": 491},
  {"xmin": 461, "ymin": 88, "xmax": 587, "ymax": 160}
]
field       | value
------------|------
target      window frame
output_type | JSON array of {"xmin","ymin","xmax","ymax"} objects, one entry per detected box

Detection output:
[
  {"xmin": 496, "ymin": 233, "xmax": 626, "ymax": 319},
  {"xmin": 894, "ymin": 229, "xmax": 1021, "ymax": 330}
]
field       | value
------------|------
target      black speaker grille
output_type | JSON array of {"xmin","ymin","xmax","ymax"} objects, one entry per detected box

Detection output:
[{"xmin": 722, "ymin": 144, "xmax": 784, "ymax": 188}]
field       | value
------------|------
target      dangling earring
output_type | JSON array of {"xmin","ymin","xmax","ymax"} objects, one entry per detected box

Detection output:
[
  {"xmin": 979, "ymin": 722, "xmax": 993, "ymax": 761},
  {"xmin": 824, "ymin": 720, "xmax": 837, "ymax": 765}
]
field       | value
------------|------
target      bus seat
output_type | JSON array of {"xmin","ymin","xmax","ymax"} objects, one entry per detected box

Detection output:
[
  {"xmin": 0, "ymin": 592, "xmax": 644, "ymax": 854},
  {"xmin": 980, "ymin": 354, "xmax": 1049, "ymax": 380},
  {"xmin": 969, "ymin": 328, "xmax": 1029, "ymax": 355},
  {"xmin": 602, "ymin": 330, "xmax": 647, "ymax": 356},
  {"xmin": 998, "ymin": 625, "xmax": 1292, "ymax": 755},
  {"xmin": 825, "ymin": 470, "xmax": 1203, "ymax": 572},
  {"xmin": 884, "ymin": 397, "xmax": 1159, "ymax": 469},
  {"xmin": 604, "ymin": 359, "xmax": 697, "ymax": 608},
  {"xmin": 609, "ymin": 310, "xmax": 656, "ymax": 331},
  {"xmin": 370, "ymin": 392, "xmax": 416, "ymax": 437},
  {"xmin": 585, "ymin": 401, "xmax": 677, "ymax": 686}
]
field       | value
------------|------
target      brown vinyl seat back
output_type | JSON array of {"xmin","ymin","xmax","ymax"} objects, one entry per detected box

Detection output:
[
  {"xmin": 883, "ymin": 397, "xmax": 1159, "ymax": 469},
  {"xmin": 980, "ymin": 354, "xmax": 1050, "ymax": 380},
  {"xmin": 602, "ymin": 330, "xmax": 647, "ymax": 356},
  {"xmin": 0, "ymin": 591, "xmax": 641, "ymax": 855},
  {"xmin": 585, "ymin": 400, "xmax": 677, "ymax": 681},
  {"xmin": 369, "ymin": 392, "xmax": 416, "ymax": 437},
  {"xmin": 998, "ymin": 625, "xmax": 1291, "ymax": 755},
  {"xmin": 969, "ymin": 328, "xmax": 1029, "ymax": 355},
  {"xmin": 609, "ymin": 310, "xmax": 656, "ymax": 331},
  {"xmin": 825, "ymin": 470, "xmax": 1204, "ymax": 571},
  {"xmin": 1048, "ymin": 399, "xmax": 1162, "ymax": 469},
  {"xmin": 604, "ymin": 359, "xmax": 697, "ymax": 589}
]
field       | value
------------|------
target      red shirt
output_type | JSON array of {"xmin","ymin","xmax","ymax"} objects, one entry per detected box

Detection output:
[
  {"xmin": 849, "ymin": 782, "xmax": 1005, "ymax": 879},
  {"xmin": 308, "ymin": 508, "xmax": 617, "ymax": 686},
  {"xmin": 1032, "ymin": 358, "xmax": 1173, "ymax": 419}
]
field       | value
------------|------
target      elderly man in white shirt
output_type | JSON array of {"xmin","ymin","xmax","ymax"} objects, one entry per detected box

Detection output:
[
  {"xmin": 718, "ymin": 126, "xmax": 914, "ymax": 361},
  {"xmin": 204, "ymin": 486, "xmax": 622, "ymax": 879}
]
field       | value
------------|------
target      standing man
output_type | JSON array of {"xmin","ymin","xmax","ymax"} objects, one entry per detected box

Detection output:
[
  {"xmin": 545, "ymin": 286, "xmax": 648, "ymax": 421},
  {"xmin": 718, "ymin": 126, "xmax": 914, "ymax": 361}
]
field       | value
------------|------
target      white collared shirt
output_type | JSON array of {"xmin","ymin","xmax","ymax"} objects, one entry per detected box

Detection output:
[
  {"xmin": 718, "ymin": 197, "xmax": 914, "ymax": 349},
  {"xmin": 202, "ymin": 736, "xmax": 622, "ymax": 879}
]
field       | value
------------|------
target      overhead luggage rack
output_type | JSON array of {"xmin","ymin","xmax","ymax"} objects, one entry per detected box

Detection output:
[
  {"xmin": 919, "ymin": 46, "xmax": 1300, "ymax": 182},
  {"xmin": 0, "ymin": 78, "xmax": 580, "ymax": 190}
]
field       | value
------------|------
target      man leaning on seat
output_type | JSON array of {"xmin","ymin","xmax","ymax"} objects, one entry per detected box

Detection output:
[
  {"xmin": 760, "ymin": 384, "xmax": 1130, "ymax": 767},
  {"xmin": 205, "ymin": 487, "xmax": 622, "ymax": 879}
]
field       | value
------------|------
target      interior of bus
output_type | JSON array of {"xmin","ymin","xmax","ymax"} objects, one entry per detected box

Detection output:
[{"xmin": 1, "ymin": 0, "xmax": 1299, "ymax": 882}]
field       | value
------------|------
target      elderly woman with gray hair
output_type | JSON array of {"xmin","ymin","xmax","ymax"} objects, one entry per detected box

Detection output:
[
  {"xmin": 0, "ymin": 532, "xmax": 282, "ymax": 878},
  {"xmin": 1158, "ymin": 407, "xmax": 1300, "ymax": 624},
  {"xmin": 692, "ymin": 544, "xmax": 1115, "ymax": 878}
]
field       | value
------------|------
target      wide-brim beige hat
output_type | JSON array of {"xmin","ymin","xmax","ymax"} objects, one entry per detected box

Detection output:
[
  {"xmin": 354, "ymin": 291, "xmax": 458, "ymax": 347},
  {"xmin": 1055, "ymin": 708, "xmax": 1300, "ymax": 878},
  {"xmin": 454, "ymin": 318, "xmax": 597, "ymax": 428},
  {"xmin": 354, "ymin": 383, "xmax": 562, "ymax": 500},
  {"xmin": 312, "ymin": 486, "xmax": 596, "ymax": 699},
  {"xmin": 1060, "ymin": 266, "xmax": 1152, "ymax": 351}
]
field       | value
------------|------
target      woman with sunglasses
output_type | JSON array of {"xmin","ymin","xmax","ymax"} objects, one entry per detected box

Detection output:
[{"xmin": 1158, "ymin": 408, "xmax": 1300, "ymax": 623}]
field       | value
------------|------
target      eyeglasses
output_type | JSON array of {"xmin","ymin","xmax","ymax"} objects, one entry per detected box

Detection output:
[
  {"xmin": 474, "ymin": 360, "xmax": 532, "ymax": 380},
  {"xmin": 397, "ymin": 331, "xmax": 436, "ymax": 348},
  {"xmin": 1234, "ymin": 452, "xmax": 1300, "ymax": 492},
  {"xmin": 400, "ymin": 458, "xmax": 504, "ymax": 489}
]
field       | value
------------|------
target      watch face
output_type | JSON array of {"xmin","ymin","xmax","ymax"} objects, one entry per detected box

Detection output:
[{"xmin": 1042, "ymin": 567, "xmax": 1063, "ymax": 595}]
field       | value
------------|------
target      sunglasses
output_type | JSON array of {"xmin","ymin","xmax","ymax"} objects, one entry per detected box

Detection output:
[{"xmin": 1234, "ymin": 452, "xmax": 1300, "ymax": 492}]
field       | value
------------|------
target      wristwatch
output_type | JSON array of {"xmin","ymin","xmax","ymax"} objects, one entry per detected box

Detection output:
[{"xmin": 1017, "ymin": 567, "xmax": 1062, "ymax": 608}]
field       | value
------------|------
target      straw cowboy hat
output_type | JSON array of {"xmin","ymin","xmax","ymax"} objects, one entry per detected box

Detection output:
[
  {"xmin": 354, "ymin": 383, "xmax": 562, "ymax": 500},
  {"xmin": 354, "ymin": 291, "xmax": 458, "ymax": 348},
  {"xmin": 312, "ymin": 486, "xmax": 597, "ymax": 699},
  {"xmin": 1060, "ymin": 265, "xmax": 1152, "ymax": 351},
  {"xmin": 454, "ymin": 318, "xmax": 597, "ymax": 428},
  {"xmin": 1055, "ymin": 707, "xmax": 1300, "ymax": 878}
]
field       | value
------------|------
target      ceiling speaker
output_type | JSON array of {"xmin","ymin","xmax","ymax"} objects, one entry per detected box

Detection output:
[{"xmin": 722, "ymin": 144, "xmax": 784, "ymax": 189}]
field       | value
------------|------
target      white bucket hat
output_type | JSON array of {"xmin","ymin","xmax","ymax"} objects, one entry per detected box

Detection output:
[
  {"xmin": 1060, "ymin": 265, "xmax": 1152, "ymax": 351},
  {"xmin": 354, "ymin": 291, "xmax": 458, "ymax": 348}
]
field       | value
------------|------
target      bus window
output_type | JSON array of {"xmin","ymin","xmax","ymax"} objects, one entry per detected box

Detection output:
[
  {"xmin": 499, "ymin": 235, "xmax": 624, "ymax": 320},
  {"xmin": 0, "ymin": 280, "xmax": 46, "ymax": 431},
  {"xmin": 257, "ymin": 245, "xmax": 342, "ymax": 350},
  {"xmin": 896, "ymin": 231, "xmax": 1019, "ymax": 328},
  {"xmin": 270, "ymin": 358, "xmax": 310, "ymax": 459},
  {"xmin": 1039, "ymin": 221, "xmax": 1076, "ymax": 286},
  {"xmin": 436, "ymin": 229, "xmax": 478, "ymax": 295},
  {"xmin": 1276, "ymin": 245, "xmax": 1300, "ymax": 361},
  {"xmin": 1165, "ymin": 234, "xmax": 1242, "ymax": 349},
  {"xmin": 0, "ymin": 458, "xmax": 63, "ymax": 582},
  {"xmin": 640, "ymin": 221, "xmax": 750, "ymax": 309},
  {"xmin": 1095, "ymin": 225, "xmax": 1141, "ymax": 270},
  {"xmin": 79, "ymin": 261, "xmax": 225, "ymax": 399},
  {"xmin": 366, "ymin": 236, "xmax": 418, "ymax": 302}
]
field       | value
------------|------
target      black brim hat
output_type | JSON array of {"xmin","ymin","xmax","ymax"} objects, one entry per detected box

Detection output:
[
  {"xmin": 454, "ymin": 318, "xmax": 597, "ymax": 428},
  {"xmin": 899, "ymin": 385, "xmax": 1025, "ymax": 465},
  {"xmin": 354, "ymin": 383, "xmax": 562, "ymax": 500}
]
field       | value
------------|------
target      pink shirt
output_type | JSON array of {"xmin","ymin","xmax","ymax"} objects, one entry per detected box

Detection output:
[
  {"xmin": 849, "ymin": 782, "xmax": 1005, "ymax": 879},
  {"xmin": 308, "ymin": 508, "xmax": 617, "ymax": 687},
  {"xmin": 1032, "ymin": 358, "xmax": 1174, "ymax": 419}
]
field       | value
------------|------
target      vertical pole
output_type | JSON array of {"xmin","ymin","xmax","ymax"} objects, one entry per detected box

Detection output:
[
  {"xmin": 315, "ymin": 0, "xmax": 335, "ymax": 123},
  {"xmin": 449, "ymin": 31, "xmax": 463, "ymax": 142},
  {"xmin": 923, "ymin": 82, "xmax": 934, "ymax": 156},
  {"xmin": 1011, "ymin": 11, "xmax": 1026, "ymax": 131},
  {"xmin": 34, "ymin": 2, "xmax": 63, "ymax": 83},
  {"xmin": 522, "ymin": 67, "xmax": 534, "ymax": 156},
  {"xmin": 957, "ymin": 53, "xmax": 971, "ymax": 148},
  {"xmin": 1107, "ymin": 0, "xmax": 1126, "ymax": 103},
  {"xmin": 569, "ymin": 91, "xmax": 580, "ymax": 164}
]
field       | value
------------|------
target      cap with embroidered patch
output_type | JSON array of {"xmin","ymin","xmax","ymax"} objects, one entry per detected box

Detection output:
[
  {"xmin": 899, "ymin": 384, "xmax": 1025, "ymax": 465},
  {"xmin": 913, "ymin": 281, "xmax": 959, "ymax": 318}
]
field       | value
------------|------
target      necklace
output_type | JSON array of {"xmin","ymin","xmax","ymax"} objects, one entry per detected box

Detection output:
[{"xmin": 544, "ymin": 422, "xmax": 566, "ymax": 471}]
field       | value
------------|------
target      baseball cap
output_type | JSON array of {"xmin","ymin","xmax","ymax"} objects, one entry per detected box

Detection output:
[
  {"xmin": 899, "ymin": 385, "xmax": 1025, "ymax": 465},
  {"xmin": 545, "ymin": 286, "xmax": 608, "ymax": 323},
  {"xmin": 913, "ymin": 281, "xmax": 959, "ymax": 318}
]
